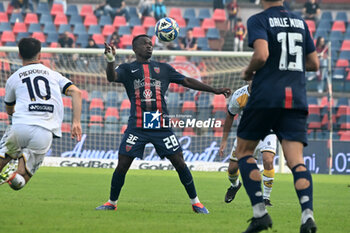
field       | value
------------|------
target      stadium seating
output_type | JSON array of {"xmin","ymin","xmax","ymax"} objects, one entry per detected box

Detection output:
[
  {"xmin": 43, "ymin": 23, "xmax": 57, "ymax": 34},
  {"xmin": 13, "ymin": 22, "xmax": 27, "ymax": 34},
  {"xmin": 187, "ymin": 18, "xmax": 201, "ymax": 28},
  {"xmin": 16, "ymin": 32, "xmax": 30, "ymax": 42},
  {"xmin": 120, "ymin": 34, "xmax": 133, "ymax": 48},
  {"xmin": 206, "ymin": 28, "xmax": 220, "ymax": 39},
  {"xmin": 92, "ymin": 34, "xmax": 105, "ymax": 45},
  {"xmin": 73, "ymin": 24, "xmax": 87, "ymax": 35},
  {"xmin": 99, "ymin": 15, "xmax": 112, "ymax": 26},
  {"xmin": 58, "ymin": 24, "xmax": 71, "ymax": 34},
  {"xmin": 320, "ymin": 11, "xmax": 332, "ymax": 21},
  {"xmin": 169, "ymin": 8, "xmax": 182, "ymax": 20},
  {"xmin": 102, "ymin": 25, "xmax": 115, "ymax": 36},
  {"xmin": 0, "ymin": 22, "xmax": 11, "ymax": 33},
  {"xmin": 129, "ymin": 17, "xmax": 141, "ymax": 27},
  {"xmin": 39, "ymin": 14, "xmax": 53, "ymax": 25},
  {"xmin": 80, "ymin": 5, "xmax": 94, "ymax": 17},
  {"xmin": 201, "ymin": 18, "xmax": 216, "ymax": 30},
  {"xmin": 142, "ymin": 16, "xmax": 156, "ymax": 29},
  {"xmin": 24, "ymin": 13, "xmax": 38, "ymax": 25},
  {"xmin": 51, "ymin": 4, "xmax": 64, "ymax": 16},
  {"xmin": 84, "ymin": 14, "xmax": 98, "ymax": 26},
  {"xmin": 198, "ymin": 8, "xmax": 211, "ymax": 20},
  {"xmin": 54, "ymin": 14, "xmax": 68, "ymax": 26},
  {"xmin": 46, "ymin": 33, "xmax": 59, "ymax": 44},
  {"xmin": 212, "ymin": 9, "xmax": 226, "ymax": 21},
  {"xmin": 87, "ymin": 25, "xmax": 101, "ymax": 35},
  {"xmin": 0, "ymin": 2, "xmax": 4, "ymax": 12},
  {"xmin": 1, "ymin": 31, "xmax": 15, "ymax": 43},
  {"xmin": 331, "ymin": 21, "xmax": 346, "ymax": 33},
  {"xmin": 192, "ymin": 27, "xmax": 205, "ymax": 38},
  {"xmin": 118, "ymin": 26, "xmax": 131, "ymax": 36},
  {"xmin": 69, "ymin": 14, "xmax": 83, "ymax": 26},
  {"xmin": 183, "ymin": 8, "xmax": 196, "ymax": 20},
  {"xmin": 113, "ymin": 16, "xmax": 127, "ymax": 28},
  {"xmin": 0, "ymin": 12, "xmax": 8, "ymax": 23},
  {"xmin": 132, "ymin": 26, "xmax": 146, "ymax": 37},
  {"xmin": 335, "ymin": 11, "xmax": 348, "ymax": 21},
  {"xmin": 66, "ymin": 4, "xmax": 79, "ymax": 17}
]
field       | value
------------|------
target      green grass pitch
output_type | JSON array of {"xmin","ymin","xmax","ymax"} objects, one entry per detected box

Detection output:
[{"xmin": 0, "ymin": 167, "xmax": 349, "ymax": 233}]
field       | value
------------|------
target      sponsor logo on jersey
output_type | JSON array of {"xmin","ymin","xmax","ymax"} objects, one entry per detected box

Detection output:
[
  {"xmin": 143, "ymin": 110, "xmax": 161, "ymax": 129},
  {"xmin": 134, "ymin": 77, "xmax": 161, "ymax": 90},
  {"xmin": 28, "ymin": 103, "xmax": 54, "ymax": 113},
  {"xmin": 143, "ymin": 89, "xmax": 153, "ymax": 99},
  {"xmin": 126, "ymin": 144, "xmax": 133, "ymax": 152}
]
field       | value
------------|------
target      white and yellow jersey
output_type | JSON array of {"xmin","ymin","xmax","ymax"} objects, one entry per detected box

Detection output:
[
  {"xmin": 4, "ymin": 63, "xmax": 73, "ymax": 137},
  {"xmin": 227, "ymin": 84, "xmax": 250, "ymax": 122}
]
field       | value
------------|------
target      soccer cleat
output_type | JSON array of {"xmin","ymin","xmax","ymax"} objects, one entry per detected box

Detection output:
[
  {"xmin": 300, "ymin": 218, "xmax": 317, "ymax": 233},
  {"xmin": 0, "ymin": 161, "xmax": 17, "ymax": 185},
  {"xmin": 225, "ymin": 182, "xmax": 242, "ymax": 203},
  {"xmin": 242, "ymin": 213, "xmax": 273, "ymax": 233},
  {"xmin": 263, "ymin": 199, "xmax": 273, "ymax": 207},
  {"xmin": 95, "ymin": 202, "xmax": 117, "ymax": 211},
  {"xmin": 192, "ymin": 202, "xmax": 209, "ymax": 214}
]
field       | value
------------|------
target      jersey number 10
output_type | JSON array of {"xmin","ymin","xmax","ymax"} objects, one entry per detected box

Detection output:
[
  {"xmin": 277, "ymin": 32, "xmax": 303, "ymax": 72},
  {"xmin": 22, "ymin": 76, "xmax": 51, "ymax": 101}
]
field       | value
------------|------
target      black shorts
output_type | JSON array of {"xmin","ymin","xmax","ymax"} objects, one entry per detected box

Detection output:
[
  {"xmin": 119, "ymin": 127, "xmax": 182, "ymax": 159},
  {"xmin": 237, "ymin": 108, "xmax": 308, "ymax": 146}
]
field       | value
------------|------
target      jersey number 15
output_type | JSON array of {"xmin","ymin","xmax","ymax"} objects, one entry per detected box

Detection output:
[{"xmin": 277, "ymin": 32, "xmax": 303, "ymax": 72}]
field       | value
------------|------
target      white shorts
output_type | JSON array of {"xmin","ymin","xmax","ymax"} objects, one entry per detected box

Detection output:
[
  {"xmin": 229, "ymin": 134, "xmax": 277, "ymax": 161},
  {"xmin": 0, "ymin": 124, "xmax": 53, "ymax": 176}
]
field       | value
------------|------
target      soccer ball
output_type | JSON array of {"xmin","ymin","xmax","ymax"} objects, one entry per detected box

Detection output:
[{"xmin": 155, "ymin": 17, "xmax": 179, "ymax": 42}]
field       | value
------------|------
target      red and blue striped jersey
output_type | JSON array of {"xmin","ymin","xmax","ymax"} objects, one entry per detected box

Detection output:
[{"xmin": 114, "ymin": 60, "xmax": 185, "ymax": 129}]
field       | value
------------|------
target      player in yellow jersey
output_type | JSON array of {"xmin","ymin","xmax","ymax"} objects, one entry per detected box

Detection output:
[{"xmin": 219, "ymin": 82, "xmax": 277, "ymax": 206}]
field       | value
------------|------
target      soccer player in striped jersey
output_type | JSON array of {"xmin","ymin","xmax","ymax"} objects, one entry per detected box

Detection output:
[
  {"xmin": 0, "ymin": 38, "xmax": 82, "ymax": 190},
  {"xmin": 219, "ymin": 82, "xmax": 277, "ymax": 206},
  {"xmin": 96, "ymin": 35, "xmax": 231, "ymax": 213},
  {"xmin": 235, "ymin": 0, "xmax": 319, "ymax": 232}
]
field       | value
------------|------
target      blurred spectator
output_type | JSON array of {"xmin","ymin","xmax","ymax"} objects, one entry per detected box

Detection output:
[
  {"xmin": 303, "ymin": 0, "xmax": 320, "ymax": 23},
  {"xmin": 152, "ymin": 0, "xmax": 167, "ymax": 21},
  {"xmin": 226, "ymin": 0, "xmax": 239, "ymax": 33},
  {"xmin": 58, "ymin": 31, "xmax": 74, "ymax": 48},
  {"xmin": 138, "ymin": 0, "xmax": 154, "ymax": 18},
  {"xmin": 213, "ymin": 0, "xmax": 225, "ymax": 10},
  {"xmin": 10, "ymin": 0, "xmax": 34, "ymax": 13},
  {"xmin": 233, "ymin": 18, "xmax": 246, "ymax": 51},
  {"xmin": 109, "ymin": 32, "xmax": 122, "ymax": 49},
  {"xmin": 315, "ymin": 36, "xmax": 328, "ymax": 93},
  {"xmin": 95, "ymin": 0, "xmax": 130, "ymax": 20},
  {"xmin": 179, "ymin": 29, "xmax": 197, "ymax": 51},
  {"xmin": 86, "ymin": 38, "xmax": 99, "ymax": 49},
  {"xmin": 283, "ymin": 0, "xmax": 293, "ymax": 11}
]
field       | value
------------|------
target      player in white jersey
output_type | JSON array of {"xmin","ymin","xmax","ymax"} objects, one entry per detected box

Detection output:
[
  {"xmin": 0, "ymin": 38, "xmax": 82, "ymax": 190},
  {"xmin": 219, "ymin": 82, "xmax": 277, "ymax": 206}
]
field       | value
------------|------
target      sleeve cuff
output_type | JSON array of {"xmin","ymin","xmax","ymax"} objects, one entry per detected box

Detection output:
[
  {"xmin": 4, "ymin": 101, "xmax": 16, "ymax": 106},
  {"xmin": 62, "ymin": 82, "xmax": 73, "ymax": 95}
]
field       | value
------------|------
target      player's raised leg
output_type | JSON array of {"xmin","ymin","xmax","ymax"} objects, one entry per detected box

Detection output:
[
  {"xmin": 262, "ymin": 151, "xmax": 275, "ymax": 206},
  {"xmin": 236, "ymin": 137, "xmax": 272, "ymax": 233},
  {"xmin": 282, "ymin": 140, "xmax": 316, "ymax": 233},
  {"xmin": 96, "ymin": 153, "xmax": 134, "ymax": 211},
  {"xmin": 166, "ymin": 152, "xmax": 209, "ymax": 214}
]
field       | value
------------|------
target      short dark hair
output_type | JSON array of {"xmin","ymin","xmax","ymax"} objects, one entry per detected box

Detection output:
[
  {"xmin": 18, "ymin": 38, "xmax": 41, "ymax": 60},
  {"xmin": 132, "ymin": 34, "xmax": 150, "ymax": 48}
]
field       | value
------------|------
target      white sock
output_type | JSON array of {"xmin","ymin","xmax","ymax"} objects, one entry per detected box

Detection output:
[
  {"xmin": 190, "ymin": 196, "xmax": 200, "ymax": 205},
  {"xmin": 252, "ymin": 202, "xmax": 267, "ymax": 218},
  {"xmin": 262, "ymin": 176, "xmax": 274, "ymax": 200},
  {"xmin": 301, "ymin": 209, "xmax": 314, "ymax": 224},
  {"xmin": 231, "ymin": 178, "xmax": 240, "ymax": 188},
  {"xmin": 108, "ymin": 199, "xmax": 117, "ymax": 205}
]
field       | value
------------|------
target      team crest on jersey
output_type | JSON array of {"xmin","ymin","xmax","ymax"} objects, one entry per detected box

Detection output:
[
  {"xmin": 143, "ymin": 89, "xmax": 153, "ymax": 99},
  {"xmin": 126, "ymin": 144, "xmax": 133, "ymax": 152},
  {"xmin": 154, "ymin": 67, "xmax": 160, "ymax": 74}
]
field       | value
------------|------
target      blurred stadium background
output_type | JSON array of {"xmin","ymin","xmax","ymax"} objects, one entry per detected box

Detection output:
[{"xmin": 0, "ymin": 0, "xmax": 349, "ymax": 175}]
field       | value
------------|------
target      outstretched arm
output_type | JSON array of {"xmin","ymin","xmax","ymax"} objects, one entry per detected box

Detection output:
[
  {"xmin": 219, "ymin": 112, "xmax": 235, "ymax": 157},
  {"xmin": 180, "ymin": 77, "xmax": 231, "ymax": 98},
  {"xmin": 66, "ymin": 85, "xmax": 82, "ymax": 142},
  {"xmin": 104, "ymin": 42, "xmax": 119, "ymax": 82}
]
